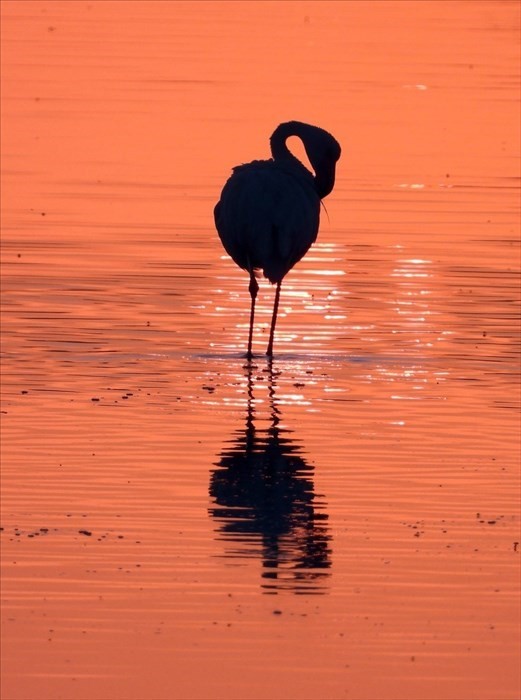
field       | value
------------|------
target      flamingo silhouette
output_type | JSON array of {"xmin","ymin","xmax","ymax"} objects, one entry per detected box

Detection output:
[
  {"xmin": 214, "ymin": 121, "xmax": 341, "ymax": 358},
  {"xmin": 209, "ymin": 361, "xmax": 332, "ymax": 594}
]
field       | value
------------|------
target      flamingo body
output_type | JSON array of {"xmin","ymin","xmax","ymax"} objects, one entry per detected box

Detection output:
[
  {"xmin": 214, "ymin": 121, "xmax": 341, "ymax": 357},
  {"xmin": 215, "ymin": 158, "xmax": 319, "ymax": 284}
]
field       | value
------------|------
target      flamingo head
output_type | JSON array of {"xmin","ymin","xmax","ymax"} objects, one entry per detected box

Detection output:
[{"xmin": 303, "ymin": 128, "xmax": 341, "ymax": 199}]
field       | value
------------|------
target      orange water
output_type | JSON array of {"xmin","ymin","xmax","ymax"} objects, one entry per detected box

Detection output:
[{"xmin": 1, "ymin": 2, "xmax": 520, "ymax": 699}]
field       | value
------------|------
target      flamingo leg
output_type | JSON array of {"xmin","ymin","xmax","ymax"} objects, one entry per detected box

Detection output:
[
  {"xmin": 266, "ymin": 280, "xmax": 281, "ymax": 357},
  {"xmin": 247, "ymin": 271, "xmax": 258, "ymax": 359}
]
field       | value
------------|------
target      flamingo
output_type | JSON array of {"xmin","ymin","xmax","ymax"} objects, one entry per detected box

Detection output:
[{"xmin": 214, "ymin": 120, "xmax": 341, "ymax": 358}]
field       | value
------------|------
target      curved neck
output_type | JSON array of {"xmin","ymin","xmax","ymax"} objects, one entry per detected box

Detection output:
[
  {"xmin": 270, "ymin": 121, "xmax": 306, "ymax": 163},
  {"xmin": 269, "ymin": 121, "xmax": 337, "ymax": 198}
]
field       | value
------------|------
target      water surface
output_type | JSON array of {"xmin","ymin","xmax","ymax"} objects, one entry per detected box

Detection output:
[{"xmin": 1, "ymin": 2, "xmax": 520, "ymax": 699}]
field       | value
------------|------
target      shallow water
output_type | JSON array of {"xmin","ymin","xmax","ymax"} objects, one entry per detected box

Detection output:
[{"xmin": 1, "ymin": 2, "xmax": 520, "ymax": 699}]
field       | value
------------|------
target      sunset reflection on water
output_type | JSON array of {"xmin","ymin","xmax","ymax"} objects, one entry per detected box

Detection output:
[{"xmin": 1, "ymin": 1, "xmax": 519, "ymax": 699}]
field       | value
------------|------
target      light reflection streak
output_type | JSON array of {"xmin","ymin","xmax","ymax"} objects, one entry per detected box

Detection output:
[
  {"xmin": 213, "ymin": 246, "xmax": 450, "ymax": 362},
  {"xmin": 376, "ymin": 255, "xmax": 448, "ymax": 356},
  {"xmin": 301, "ymin": 270, "xmax": 346, "ymax": 276},
  {"xmin": 212, "ymin": 238, "xmax": 351, "ymax": 354},
  {"xmin": 391, "ymin": 272, "xmax": 429, "ymax": 278}
]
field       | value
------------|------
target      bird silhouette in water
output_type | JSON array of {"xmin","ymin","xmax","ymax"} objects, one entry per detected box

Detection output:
[
  {"xmin": 214, "ymin": 121, "xmax": 341, "ymax": 358},
  {"xmin": 209, "ymin": 362, "xmax": 332, "ymax": 594}
]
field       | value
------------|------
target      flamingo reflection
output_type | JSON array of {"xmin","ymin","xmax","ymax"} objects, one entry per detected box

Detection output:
[{"xmin": 209, "ymin": 362, "xmax": 331, "ymax": 594}]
